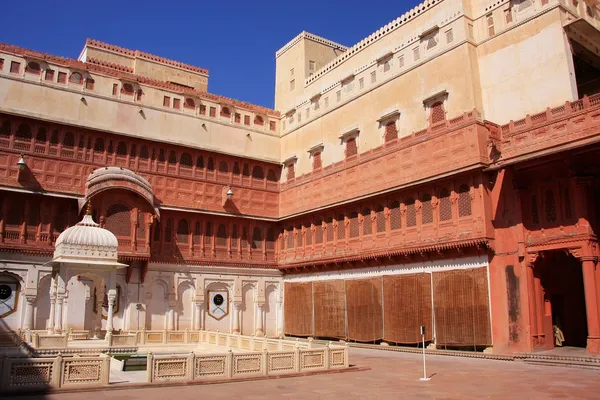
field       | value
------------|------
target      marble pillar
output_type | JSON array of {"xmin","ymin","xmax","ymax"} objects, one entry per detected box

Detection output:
[
  {"xmin": 22, "ymin": 295, "xmax": 35, "ymax": 331},
  {"xmin": 54, "ymin": 295, "xmax": 64, "ymax": 334},
  {"xmin": 232, "ymin": 302, "xmax": 241, "ymax": 334},
  {"xmin": 255, "ymin": 303, "xmax": 264, "ymax": 337}
]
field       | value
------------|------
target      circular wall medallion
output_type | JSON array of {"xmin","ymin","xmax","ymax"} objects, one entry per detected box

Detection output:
[
  {"xmin": 0, "ymin": 285, "xmax": 12, "ymax": 300},
  {"xmin": 213, "ymin": 294, "xmax": 224, "ymax": 306}
]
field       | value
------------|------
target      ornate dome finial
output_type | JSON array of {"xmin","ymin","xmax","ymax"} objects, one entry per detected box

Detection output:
[{"xmin": 85, "ymin": 201, "xmax": 93, "ymax": 216}]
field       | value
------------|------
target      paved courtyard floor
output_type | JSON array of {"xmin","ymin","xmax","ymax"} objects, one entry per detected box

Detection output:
[{"xmin": 18, "ymin": 347, "xmax": 600, "ymax": 399}]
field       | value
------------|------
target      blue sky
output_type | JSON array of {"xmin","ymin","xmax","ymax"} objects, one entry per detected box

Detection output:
[{"xmin": 1, "ymin": 0, "xmax": 421, "ymax": 109}]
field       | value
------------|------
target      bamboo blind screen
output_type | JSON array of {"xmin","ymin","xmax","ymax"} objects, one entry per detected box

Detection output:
[
  {"xmin": 383, "ymin": 274, "xmax": 433, "ymax": 344},
  {"xmin": 284, "ymin": 282, "xmax": 313, "ymax": 336},
  {"xmin": 433, "ymin": 268, "xmax": 492, "ymax": 347},
  {"xmin": 313, "ymin": 280, "xmax": 346, "ymax": 338},
  {"xmin": 345, "ymin": 278, "xmax": 383, "ymax": 342}
]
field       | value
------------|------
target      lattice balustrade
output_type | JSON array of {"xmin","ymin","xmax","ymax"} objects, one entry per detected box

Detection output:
[
  {"xmin": 389, "ymin": 202, "xmax": 401, "ymax": 230},
  {"xmin": 439, "ymin": 189, "xmax": 452, "ymax": 221},
  {"xmin": 105, "ymin": 203, "xmax": 131, "ymax": 236},
  {"xmin": 268, "ymin": 352, "xmax": 295, "ymax": 373},
  {"xmin": 232, "ymin": 354, "xmax": 262, "ymax": 376},
  {"xmin": 300, "ymin": 350, "xmax": 325, "ymax": 370},
  {"xmin": 10, "ymin": 362, "xmax": 53, "ymax": 388},
  {"xmin": 406, "ymin": 199, "xmax": 416, "ymax": 227},
  {"xmin": 458, "ymin": 185, "xmax": 472, "ymax": 217},
  {"xmin": 62, "ymin": 359, "xmax": 103, "ymax": 386},
  {"xmin": 329, "ymin": 348, "xmax": 346, "ymax": 368},
  {"xmin": 375, "ymin": 206, "xmax": 386, "ymax": 233},
  {"xmin": 349, "ymin": 213, "xmax": 359, "ymax": 238},
  {"xmin": 326, "ymin": 219, "xmax": 334, "ymax": 241},
  {"xmin": 421, "ymin": 194, "xmax": 433, "ymax": 224},
  {"xmin": 544, "ymin": 189, "xmax": 557, "ymax": 223},
  {"xmin": 154, "ymin": 358, "xmax": 188, "ymax": 381},
  {"xmin": 194, "ymin": 356, "xmax": 226, "ymax": 378}
]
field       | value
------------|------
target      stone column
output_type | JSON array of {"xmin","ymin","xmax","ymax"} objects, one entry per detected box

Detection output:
[
  {"xmin": 106, "ymin": 290, "xmax": 116, "ymax": 337},
  {"xmin": 23, "ymin": 295, "xmax": 35, "ymax": 331},
  {"xmin": 54, "ymin": 295, "xmax": 64, "ymax": 334},
  {"xmin": 232, "ymin": 302, "xmax": 241, "ymax": 334},
  {"xmin": 276, "ymin": 299, "xmax": 284, "ymax": 338},
  {"xmin": 255, "ymin": 303, "xmax": 264, "ymax": 337},
  {"xmin": 194, "ymin": 302, "xmax": 202, "ymax": 330},
  {"xmin": 94, "ymin": 287, "xmax": 105, "ymax": 339},
  {"xmin": 167, "ymin": 308, "xmax": 175, "ymax": 330},
  {"xmin": 582, "ymin": 258, "xmax": 600, "ymax": 353},
  {"xmin": 47, "ymin": 293, "xmax": 56, "ymax": 334}
]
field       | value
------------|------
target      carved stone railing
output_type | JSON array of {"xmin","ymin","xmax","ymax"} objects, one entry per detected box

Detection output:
[
  {"xmin": 146, "ymin": 342, "xmax": 348, "ymax": 382},
  {"xmin": 107, "ymin": 333, "xmax": 138, "ymax": 347},
  {"xmin": 0, "ymin": 354, "xmax": 110, "ymax": 393},
  {"xmin": 495, "ymin": 93, "xmax": 600, "ymax": 164},
  {"xmin": 279, "ymin": 110, "xmax": 488, "ymax": 217},
  {"xmin": 31, "ymin": 333, "xmax": 68, "ymax": 349}
]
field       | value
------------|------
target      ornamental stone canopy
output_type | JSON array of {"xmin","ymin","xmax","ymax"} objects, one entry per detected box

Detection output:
[{"xmin": 51, "ymin": 212, "xmax": 126, "ymax": 268}]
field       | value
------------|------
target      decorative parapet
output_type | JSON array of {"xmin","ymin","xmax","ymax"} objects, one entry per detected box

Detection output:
[
  {"xmin": 492, "ymin": 93, "xmax": 600, "ymax": 167},
  {"xmin": 275, "ymin": 31, "xmax": 348, "ymax": 58},
  {"xmin": 145, "ymin": 330, "xmax": 349, "ymax": 383},
  {"xmin": 0, "ymin": 354, "xmax": 110, "ymax": 392}
]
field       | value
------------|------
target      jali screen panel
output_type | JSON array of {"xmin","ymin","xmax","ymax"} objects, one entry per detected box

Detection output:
[
  {"xmin": 383, "ymin": 274, "xmax": 433, "ymax": 344},
  {"xmin": 345, "ymin": 278, "xmax": 383, "ymax": 342},
  {"xmin": 284, "ymin": 282, "xmax": 313, "ymax": 336},
  {"xmin": 433, "ymin": 268, "xmax": 492, "ymax": 347},
  {"xmin": 313, "ymin": 280, "xmax": 346, "ymax": 338}
]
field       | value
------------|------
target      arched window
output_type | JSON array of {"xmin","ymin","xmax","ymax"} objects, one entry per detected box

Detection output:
[
  {"xmin": 254, "ymin": 115, "xmax": 264, "ymax": 126},
  {"xmin": 564, "ymin": 187, "xmax": 572, "ymax": 220},
  {"xmin": 314, "ymin": 219, "xmax": 323, "ymax": 244},
  {"xmin": 390, "ymin": 201, "xmax": 401, "ymax": 230},
  {"xmin": 105, "ymin": 203, "xmax": 131, "ymax": 236},
  {"xmin": 63, "ymin": 132, "xmax": 75, "ymax": 148},
  {"xmin": 177, "ymin": 219, "xmax": 189, "ymax": 243},
  {"xmin": 26, "ymin": 61, "xmax": 41, "ymax": 74},
  {"xmin": 421, "ymin": 194, "xmax": 433, "ymax": 224},
  {"xmin": 231, "ymin": 225, "xmax": 238, "ymax": 249},
  {"xmin": 362, "ymin": 208, "xmax": 372, "ymax": 235},
  {"xmin": 439, "ymin": 189, "xmax": 452, "ymax": 221},
  {"xmin": 375, "ymin": 204, "xmax": 386, "ymax": 233},
  {"xmin": 220, "ymin": 106, "xmax": 231, "ymax": 117},
  {"xmin": 122, "ymin": 83, "xmax": 134, "ymax": 94},
  {"xmin": 325, "ymin": 217, "xmax": 334, "ymax": 242},
  {"xmin": 168, "ymin": 151, "xmax": 177, "ymax": 164},
  {"xmin": 242, "ymin": 164, "xmax": 250, "ymax": 177},
  {"xmin": 158, "ymin": 149, "xmax": 165, "ymax": 162},
  {"xmin": 233, "ymin": 162, "xmax": 241, "ymax": 175},
  {"xmin": 216, "ymin": 224, "xmax": 227, "ymax": 247},
  {"xmin": 192, "ymin": 221, "xmax": 201, "ymax": 244},
  {"xmin": 196, "ymin": 155, "xmax": 204, "ymax": 169},
  {"xmin": 153, "ymin": 220, "xmax": 161, "ymax": 242},
  {"xmin": 207, "ymin": 157, "xmax": 215, "ymax": 171},
  {"xmin": 458, "ymin": 185, "xmax": 471, "ymax": 217},
  {"xmin": 140, "ymin": 146, "xmax": 149, "ymax": 160},
  {"xmin": 406, "ymin": 198, "xmax": 416, "ymax": 227},
  {"xmin": 94, "ymin": 138, "xmax": 105, "ymax": 152},
  {"xmin": 0, "ymin": 121, "xmax": 10, "ymax": 138},
  {"xmin": 305, "ymin": 222, "xmax": 312, "ymax": 245},
  {"xmin": 69, "ymin": 72, "xmax": 83, "ymax": 84},
  {"xmin": 180, "ymin": 153, "xmax": 192, "ymax": 167},
  {"xmin": 218, "ymin": 161, "xmax": 228, "ymax": 173},
  {"xmin": 252, "ymin": 166, "xmax": 264, "ymax": 180},
  {"xmin": 384, "ymin": 121, "xmax": 398, "ymax": 142},
  {"xmin": 267, "ymin": 169, "xmax": 277, "ymax": 182},
  {"xmin": 544, "ymin": 189, "xmax": 556, "ymax": 223},
  {"xmin": 35, "ymin": 127, "xmax": 47, "ymax": 143},
  {"xmin": 184, "ymin": 98, "xmax": 195, "ymax": 109},
  {"xmin": 349, "ymin": 212, "xmax": 359, "ymax": 238},
  {"xmin": 50, "ymin": 131, "xmax": 59, "ymax": 146},
  {"xmin": 252, "ymin": 227, "xmax": 263, "ymax": 249},
  {"xmin": 116, "ymin": 141, "xmax": 127, "ymax": 156},
  {"xmin": 336, "ymin": 214, "xmax": 345, "ymax": 240},
  {"xmin": 130, "ymin": 144, "xmax": 137, "ymax": 158},
  {"xmin": 205, "ymin": 222, "xmax": 212, "ymax": 245},
  {"xmin": 531, "ymin": 195, "xmax": 539, "ymax": 225},
  {"xmin": 266, "ymin": 227, "xmax": 275, "ymax": 250},
  {"xmin": 430, "ymin": 101, "xmax": 445, "ymax": 124},
  {"xmin": 15, "ymin": 124, "xmax": 31, "ymax": 141},
  {"xmin": 164, "ymin": 218, "xmax": 173, "ymax": 242}
]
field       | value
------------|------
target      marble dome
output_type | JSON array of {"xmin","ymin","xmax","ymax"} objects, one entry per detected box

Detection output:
[{"xmin": 52, "ymin": 212, "xmax": 122, "ymax": 266}]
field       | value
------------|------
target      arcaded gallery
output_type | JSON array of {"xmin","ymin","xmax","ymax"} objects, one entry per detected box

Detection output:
[{"xmin": 1, "ymin": 0, "xmax": 600, "ymax": 376}]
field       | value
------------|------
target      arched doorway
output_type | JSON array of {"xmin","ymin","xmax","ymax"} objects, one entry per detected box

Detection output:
[{"xmin": 534, "ymin": 251, "xmax": 588, "ymax": 348}]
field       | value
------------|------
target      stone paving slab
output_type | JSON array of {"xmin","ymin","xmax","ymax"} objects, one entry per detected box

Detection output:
[{"xmin": 15, "ymin": 348, "xmax": 600, "ymax": 399}]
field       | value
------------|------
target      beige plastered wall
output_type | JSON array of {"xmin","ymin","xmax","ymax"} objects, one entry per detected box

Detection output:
[
  {"xmin": 280, "ymin": 42, "xmax": 483, "ymax": 178},
  {"xmin": 0, "ymin": 76, "xmax": 281, "ymax": 163},
  {"xmin": 476, "ymin": 7, "xmax": 578, "ymax": 123}
]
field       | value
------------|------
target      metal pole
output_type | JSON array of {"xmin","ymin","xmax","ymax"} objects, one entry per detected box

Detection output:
[{"xmin": 419, "ymin": 330, "xmax": 431, "ymax": 381}]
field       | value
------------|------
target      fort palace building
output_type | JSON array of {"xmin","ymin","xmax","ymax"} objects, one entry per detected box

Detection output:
[{"xmin": 1, "ymin": 0, "xmax": 600, "ymax": 356}]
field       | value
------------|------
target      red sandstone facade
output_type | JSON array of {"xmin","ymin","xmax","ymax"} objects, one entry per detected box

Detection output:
[{"xmin": 2, "ymin": 4, "xmax": 600, "ymax": 354}]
